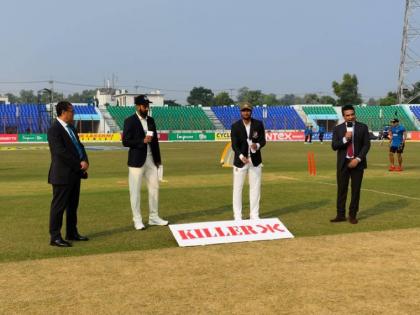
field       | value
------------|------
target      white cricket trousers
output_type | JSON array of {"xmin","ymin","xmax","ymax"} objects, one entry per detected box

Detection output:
[
  {"xmin": 233, "ymin": 163, "xmax": 262, "ymax": 220},
  {"xmin": 128, "ymin": 154, "xmax": 159, "ymax": 222}
]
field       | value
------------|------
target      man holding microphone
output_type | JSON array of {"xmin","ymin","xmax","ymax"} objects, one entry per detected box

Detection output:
[
  {"xmin": 331, "ymin": 105, "xmax": 370, "ymax": 224},
  {"xmin": 122, "ymin": 95, "xmax": 168, "ymax": 230}
]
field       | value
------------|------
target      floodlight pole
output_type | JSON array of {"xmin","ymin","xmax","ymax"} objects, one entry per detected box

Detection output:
[{"xmin": 397, "ymin": 0, "xmax": 420, "ymax": 104}]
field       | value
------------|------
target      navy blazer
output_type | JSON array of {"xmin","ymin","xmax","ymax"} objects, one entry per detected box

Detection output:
[
  {"xmin": 231, "ymin": 118, "xmax": 266, "ymax": 168},
  {"xmin": 47, "ymin": 120, "xmax": 88, "ymax": 185},
  {"xmin": 332, "ymin": 121, "xmax": 371, "ymax": 171},
  {"xmin": 122, "ymin": 114, "xmax": 161, "ymax": 167}
]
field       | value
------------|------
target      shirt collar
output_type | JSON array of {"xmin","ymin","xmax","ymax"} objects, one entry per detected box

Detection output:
[{"xmin": 57, "ymin": 117, "xmax": 68, "ymax": 129}]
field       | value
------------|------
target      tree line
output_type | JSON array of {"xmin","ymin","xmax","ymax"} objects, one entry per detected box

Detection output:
[
  {"xmin": 2, "ymin": 74, "xmax": 419, "ymax": 106},
  {"xmin": 187, "ymin": 74, "xmax": 420, "ymax": 106},
  {"xmin": 3, "ymin": 89, "xmax": 97, "ymax": 104}
]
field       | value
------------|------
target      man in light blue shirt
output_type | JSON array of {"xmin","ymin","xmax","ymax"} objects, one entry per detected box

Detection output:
[
  {"xmin": 304, "ymin": 125, "xmax": 313, "ymax": 144},
  {"xmin": 318, "ymin": 125, "xmax": 325, "ymax": 143},
  {"xmin": 389, "ymin": 119, "xmax": 407, "ymax": 171}
]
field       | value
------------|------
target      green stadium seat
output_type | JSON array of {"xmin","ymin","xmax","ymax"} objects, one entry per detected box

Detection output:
[
  {"xmin": 107, "ymin": 106, "xmax": 215, "ymax": 130},
  {"xmin": 302, "ymin": 105, "xmax": 337, "ymax": 115},
  {"xmin": 354, "ymin": 106, "xmax": 416, "ymax": 131}
]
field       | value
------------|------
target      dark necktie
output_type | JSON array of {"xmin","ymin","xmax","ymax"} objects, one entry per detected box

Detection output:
[
  {"xmin": 347, "ymin": 140, "xmax": 354, "ymax": 158},
  {"xmin": 66, "ymin": 125, "xmax": 84, "ymax": 159}
]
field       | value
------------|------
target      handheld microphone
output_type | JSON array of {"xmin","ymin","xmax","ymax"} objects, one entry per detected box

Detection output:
[{"xmin": 346, "ymin": 121, "xmax": 354, "ymax": 132}]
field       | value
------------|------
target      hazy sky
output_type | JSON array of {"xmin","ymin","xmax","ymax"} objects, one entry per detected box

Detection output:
[{"xmin": 0, "ymin": 0, "xmax": 417, "ymax": 102}]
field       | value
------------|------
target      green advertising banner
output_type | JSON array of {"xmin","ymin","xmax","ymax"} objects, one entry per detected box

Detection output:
[
  {"xmin": 169, "ymin": 132, "xmax": 215, "ymax": 141},
  {"xmin": 18, "ymin": 134, "xmax": 48, "ymax": 142}
]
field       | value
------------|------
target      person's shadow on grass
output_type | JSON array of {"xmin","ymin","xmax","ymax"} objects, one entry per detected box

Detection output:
[
  {"xmin": 166, "ymin": 199, "xmax": 330, "ymax": 223},
  {"xmin": 88, "ymin": 225, "xmax": 133, "ymax": 238},
  {"xmin": 262, "ymin": 199, "xmax": 330, "ymax": 218},
  {"xmin": 358, "ymin": 199, "xmax": 408, "ymax": 221},
  {"xmin": 88, "ymin": 199, "xmax": 332, "ymax": 237},
  {"xmin": 88, "ymin": 205, "xmax": 232, "ymax": 238},
  {"xmin": 166, "ymin": 205, "xmax": 232, "ymax": 223}
]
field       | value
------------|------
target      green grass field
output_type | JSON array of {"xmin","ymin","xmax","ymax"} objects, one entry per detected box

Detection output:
[{"xmin": 1, "ymin": 141, "xmax": 420, "ymax": 263}]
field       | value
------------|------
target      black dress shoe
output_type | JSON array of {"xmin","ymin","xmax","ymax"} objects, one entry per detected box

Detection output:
[
  {"xmin": 348, "ymin": 217, "xmax": 358, "ymax": 224},
  {"xmin": 66, "ymin": 234, "xmax": 89, "ymax": 241},
  {"xmin": 330, "ymin": 216, "xmax": 347, "ymax": 223},
  {"xmin": 50, "ymin": 239, "xmax": 72, "ymax": 247}
]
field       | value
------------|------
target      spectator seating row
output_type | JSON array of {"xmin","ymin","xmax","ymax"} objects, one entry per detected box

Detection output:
[
  {"xmin": 0, "ymin": 104, "xmax": 50, "ymax": 133},
  {"xmin": 302, "ymin": 105, "xmax": 337, "ymax": 116},
  {"xmin": 409, "ymin": 105, "xmax": 420, "ymax": 121},
  {"xmin": 107, "ymin": 106, "xmax": 135, "ymax": 129},
  {"xmin": 211, "ymin": 106, "xmax": 305, "ymax": 130},
  {"xmin": 355, "ymin": 105, "xmax": 416, "ymax": 131},
  {"xmin": 73, "ymin": 105, "xmax": 97, "ymax": 114},
  {"xmin": 151, "ymin": 106, "xmax": 214, "ymax": 130},
  {"xmin": 3, "ymin": 104, "xmax": 420, "ymax": 133},
  {"xmin": 108, "ymin": 106, "xmax": 215, "ymax": 130}
]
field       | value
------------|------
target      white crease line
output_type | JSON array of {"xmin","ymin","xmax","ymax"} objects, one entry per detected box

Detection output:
[
  {"xmin": 359, "ymin": 189, "xmax": 420, "ymax": 201},
  {"xmin": 275, "ymin": 175, "xmax": 420, "ymax": 201},
  {"xmin": 314, "ymin": 180, "xmax": 420, "ymax": 201}
]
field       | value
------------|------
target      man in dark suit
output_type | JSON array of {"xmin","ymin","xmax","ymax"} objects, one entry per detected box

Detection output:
[
  {"xmin": 47, "ymin": 101, "xmax": 89, "ymax": 247},
  {"xmin": 331, "ymin": 105, "xmax": 371, "ymax": 224},
  {"xmin": 231, "ymin": 102, "xmax": 266, "ymax": 221},
  {"xmin": 122, "ymin": 95, "xmax": 168, "ymax": 230}
]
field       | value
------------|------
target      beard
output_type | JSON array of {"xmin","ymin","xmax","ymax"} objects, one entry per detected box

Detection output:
[{"xmin": 138, "ymin": 110, "xmax": 148, "ymax": 118}]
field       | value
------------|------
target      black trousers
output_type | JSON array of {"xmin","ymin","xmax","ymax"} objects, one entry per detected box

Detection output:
[
  {"xmin": 49, "ymin": 177, "xmax": 81, "ymax": 240},
  {"xmin": 336, "ymin": 165, "xmax": 364, "ymax": 218}
]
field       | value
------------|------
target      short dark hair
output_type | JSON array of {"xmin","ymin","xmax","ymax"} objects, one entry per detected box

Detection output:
[
  {"xmin": 341, "ymin": 105, "xmax": 355, "ymax": 115},
  {"xmin": 56, "ymin": 101, "xmax": 73, "ymax": 116}
]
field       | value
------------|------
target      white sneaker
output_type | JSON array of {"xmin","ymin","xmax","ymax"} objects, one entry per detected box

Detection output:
[
  {"xmin": 134, "ymin": 221, "xmax": 145, "ymax": 230},
  {"xmin": 148, "ymin": 217, "xmax": 169, "ymax": 226}
]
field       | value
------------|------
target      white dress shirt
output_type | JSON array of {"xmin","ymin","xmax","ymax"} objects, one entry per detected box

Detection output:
[{"xmin": 136, "ymin": 112, "xmax": 152, "ymax": 155}]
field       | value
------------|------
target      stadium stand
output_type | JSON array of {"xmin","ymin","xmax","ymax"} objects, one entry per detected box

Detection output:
[
  {"xmin": 73, "ymin": 105, "xmax": 100, "ymax": 121},
  {"xmin": 72, "ymin": 105, "xmax": 101, "ymax": 133},
  {"xmin": 301, "ymin": 105, "xmax": 338, "ymax": 131},
  {"xmin": 210, "ymin": 106, "xmax": 240, "ymax": 129},
  {"xmin": 107, "ymin": 106, "xmax": 135, "ymax": 129},
  {"xmin": 355, "ymin": 105, "xmax": 416, "ymax": 131},
  {"xmin": 409, "ymin": 105, "xmax": 420, "ymax": 121},
  {"xmin": 302, "ymin": 105, "xmax": 337, "ymax": 116},
  {"xmin": 152, "ymin": 106, "xmax": 214, "ymax": 130},
  {"xmin": 4, "ymin": 103, "xmax": 419, "ymax": 135},
  {"xmin": 211, "ymin": 106, "xmax": 305, "ymax": 130},
  {"xmin": 0, "ymin": 104, "xmax": 50, "ymax": 133},
  {"xmin": 108, "ymin": 105, "xmax": 215, "ymax": 130},
  {"xmin": 73, "ymin": 105, "xmax": 97, "ymax": 115}
]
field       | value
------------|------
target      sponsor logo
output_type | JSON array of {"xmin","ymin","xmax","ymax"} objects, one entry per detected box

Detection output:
[
  {"xmin": 176, "ymin": 134, "xmax": 194, "ymax": 140},
  {"xmin": 410, "ymin": 131, "xmax": 420, "ymax": 140},
  {"xmin": 170, "ymin": 218, "xmax": 294, "ymax": 247},
  {"xmin": 79, "ymin": 133, "xmax": 121, "ymax": 142},
  {"xmin": 265, "ymin": 131, "xmax": 305, "ymax": 141},
  {"xmin": 178, "ymin": 223, "xmax": 286, "ymax": 240},
  {"xmin": 0, "ymin": 134, "xmax": 18, "ymax": 143},
  {"xmin": 157, "ymin": 133, "xmax": 168, "ymax": 141},
  {"xmin": 215, "ymin": 132, "xmax": 231, "ymax": 141}
]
